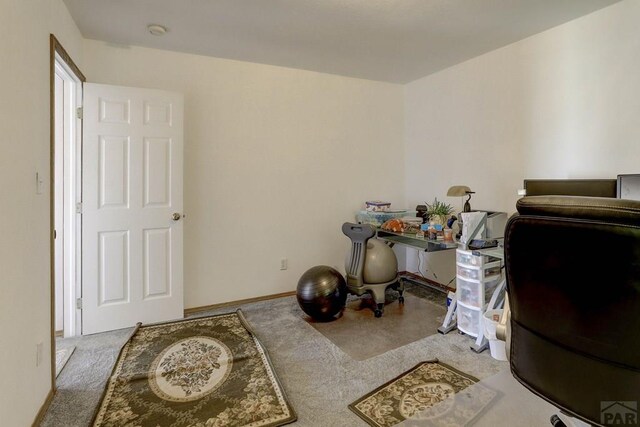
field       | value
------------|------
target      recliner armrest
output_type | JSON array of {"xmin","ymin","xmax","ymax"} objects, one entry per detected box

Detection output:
[{"xmin": 495, "ymin": 295, "xmax": 510, "ymax": 361}]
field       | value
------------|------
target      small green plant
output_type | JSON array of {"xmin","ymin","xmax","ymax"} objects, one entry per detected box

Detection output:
[{"xmin": 426, "ymin": 198, "xmax": 454, "ymax": 224}]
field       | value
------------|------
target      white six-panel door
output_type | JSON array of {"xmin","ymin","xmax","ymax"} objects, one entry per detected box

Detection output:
[{"xmin": 82, "ymin": 83, "xmax": 184, "ymax": 335}]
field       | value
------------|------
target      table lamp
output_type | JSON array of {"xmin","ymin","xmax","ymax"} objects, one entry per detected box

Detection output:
[{"xmin": 447, "ymin": 185, "xmax": 475, "ymax": 212}]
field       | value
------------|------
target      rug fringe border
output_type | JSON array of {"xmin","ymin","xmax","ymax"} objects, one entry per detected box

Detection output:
[{"xmin": 236, "ymin": 309, "xmax": 298, "ymax": 426}]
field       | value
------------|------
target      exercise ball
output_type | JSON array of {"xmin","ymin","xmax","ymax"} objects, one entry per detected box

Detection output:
[
  {"xmin": 356, "ymin": 239, "xmax": 398, "ymax": 284},
  {"xmin": 296, "ymin": 265, "xmax": 347, "ymax": 321}
]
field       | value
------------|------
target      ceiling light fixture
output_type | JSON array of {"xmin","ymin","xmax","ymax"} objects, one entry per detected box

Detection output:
[{"xmin": 147, "ymin": 24, "xmax": 168, "ymax": 36}]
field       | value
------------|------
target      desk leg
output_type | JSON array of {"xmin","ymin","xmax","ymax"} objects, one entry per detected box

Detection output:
[
  {"xmin": 438, "ymin": 294, "xmax": 457, "ymax": 334},
  {"xmin": 486, "ymin": 279, "xmax": 507, "ymax": 312},
  {"xmin": 471, "ymin": 335, "xmax": 489, "ymax": 353}
]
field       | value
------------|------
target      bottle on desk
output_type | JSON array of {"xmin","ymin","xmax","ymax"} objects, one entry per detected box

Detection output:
[
  {"xmin": 427, "ymin": 221, "xmax": 438, "ymax": 240},
  {"xmin": 443, "ymin": 228, "xmax": 454, "ymax": 242}
]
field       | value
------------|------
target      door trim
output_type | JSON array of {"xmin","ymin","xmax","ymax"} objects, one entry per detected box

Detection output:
[{"xmin": 49, "ymin": 34, "xmax": 85, "ymax": 394}]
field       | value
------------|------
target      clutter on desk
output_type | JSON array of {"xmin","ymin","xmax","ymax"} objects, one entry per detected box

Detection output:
[
  {"xmin": 418, "ymin": 220, "xmax": 449, "ymax": 240},
  {"xmin": 468, "ymin": 239, "xmax": 499, "ymax": 250},
  {"xmin": 446, "ymin": 215, "xmax": 457, "ymax": 228},
  {"xmin": 357, "ymin": 197, "xmax": 462, "ymax": 243},
  {"xmin": 365, "ymin": 200, "xmax": 391, "ymax": 212},
  {"xmin": 443, "ymin": 228, "xmax": 454, "ymax": 242},
  {"xmin": 425, "ymin": 198, "xmax": 455, "ymax": 228},
  {"xmin": 402, "ymin": 216, "xmax": 423, "ymax": 228},
  {"xmin": 381, "ymin": 218, "xmax": 404, "ymax": 232},
  {"xmin": 380, "ymin": 216, "xmax": 422, "ymax": 233},
  {"xmin": 427, "ymin": 226, "xmax": 438, "ymax": 240},
  {"xmin": 356, "ymin": 209, "xmax": 409, "ymax": 227}
]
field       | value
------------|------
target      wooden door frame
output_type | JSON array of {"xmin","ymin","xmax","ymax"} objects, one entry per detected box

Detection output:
[{"xmin": 48, "ymin": 34, "xmax": 85, "ymax": 394}]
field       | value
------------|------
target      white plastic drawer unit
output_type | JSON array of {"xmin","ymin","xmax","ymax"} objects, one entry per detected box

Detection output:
[
  {"xmin": 455, "ymin": 247, "xmax": 504, "ymax": 337},
  {"xmin": 456, "ymin": 261, "xmax": 501, "ymax": 281},
  {"xmin": 457, "ymin": 249, "xmax": 493, "ymax": 266},
  {"xmin": 456, "ymin": 276, "xmax": 502, "ymax": 308},
  {"xmin": 456, "ymin": 302, "xmax": 481, "ymax": 337}
]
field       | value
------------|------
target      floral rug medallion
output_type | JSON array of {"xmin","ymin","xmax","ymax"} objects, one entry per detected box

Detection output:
[
  {"xmin": 92, "ymin": 311, "xmax": 296, "ymax": 427},
  {"xmin": 349, "ymin": 361, "xmax": 496, "ymax": 427},
  {"xmin": 149, "ymin": 336, "xmax": 232, "ymax": 402},
  {"xmin": 399, "ymin": 382, "xmax": 455, "ymax": 419}
]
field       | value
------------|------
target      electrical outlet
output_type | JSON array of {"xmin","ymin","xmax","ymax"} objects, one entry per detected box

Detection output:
[
  {"xmin": 280, "ymin": 258, "xmax": 288, "ymax": 270},
  {"xmin": 35, "ymin": 172, "xmax": 44, "ymax": 195},
  {"xmin": 36, "ymin": 342, "xmax": 43, "ymax": 367}
]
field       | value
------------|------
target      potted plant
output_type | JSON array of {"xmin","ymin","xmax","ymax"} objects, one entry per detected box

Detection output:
[{"xmin": 425, "ymin": 198, "xmax": 455, "ymax": 228}]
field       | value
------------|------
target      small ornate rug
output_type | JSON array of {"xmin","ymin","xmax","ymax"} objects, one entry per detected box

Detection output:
[
  {"xmin": 92, "ymin": 310, "xmax": 296, "ymax": 427},
  {"xmin": 349, "ymin": 361, "xmax": 496, "ymax": 427}
]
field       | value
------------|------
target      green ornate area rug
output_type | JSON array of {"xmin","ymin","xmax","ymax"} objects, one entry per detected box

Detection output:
[
  {"xmin": 349, "ymin": 361, "xmax": 496, "ymax": 427},
  {"xmin": 92, "ymin": 310, "xmax": 296, "ymax": 427}
]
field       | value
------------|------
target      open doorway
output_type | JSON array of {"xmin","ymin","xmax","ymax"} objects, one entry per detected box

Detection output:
[{"xmin": 50, "ymin": 35, "xmax": 84, "ymax": 387}]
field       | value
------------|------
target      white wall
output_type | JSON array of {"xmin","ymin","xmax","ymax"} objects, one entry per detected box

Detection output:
[
  {"xmin": 404, "ymin": 0, "xmax": 639, "ymax": 283},
  {"xmin": 82, "ymin": 41, "xmax": 405, "ymax": 308},
  {"xmin": 0, "ymin": 0, "xmax": 83, "ymax": 425},
  {"xmin": 515, "ymin": 0, "xmax": 640, "ymax": 179}
]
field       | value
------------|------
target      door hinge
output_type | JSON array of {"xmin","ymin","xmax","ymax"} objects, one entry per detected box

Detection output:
[
  {"xmin": 76, "ymin": 298, "xmax": 82, "ymax": 310},
  {"xmin": 76, "ymin": 107, "xmax": 83, "ymax": 120},
  {"xmin": 76, "ymin": 202, "xmax": 82, "ymax": 214}
]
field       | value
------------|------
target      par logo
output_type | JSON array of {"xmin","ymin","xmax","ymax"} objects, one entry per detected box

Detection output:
[{"xmin": 601, "ymin": 401, "xmax": 638, "ymax": 426}]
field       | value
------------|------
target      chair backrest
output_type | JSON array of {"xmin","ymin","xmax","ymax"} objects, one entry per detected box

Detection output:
[
  {"xmin": 342, "ymin": 222, "xmax": 375, "ymax": 288},
  {"xmin": 523, "ymin": 179, "xmax": 617, "ymax": 197},
  {"xmin": 505, "ymin": 195, "xmax": 640, "ymax": 425}
]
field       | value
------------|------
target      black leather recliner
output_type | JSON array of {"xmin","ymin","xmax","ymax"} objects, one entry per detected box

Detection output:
[{"xmin": 504, "ymin": 196, "xmax": 640, "ymax": 426}]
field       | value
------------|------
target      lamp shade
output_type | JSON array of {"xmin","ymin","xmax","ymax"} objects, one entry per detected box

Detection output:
[{"xmin": 447, "ymin": 185, "xmax": 473, "ymax": 197}]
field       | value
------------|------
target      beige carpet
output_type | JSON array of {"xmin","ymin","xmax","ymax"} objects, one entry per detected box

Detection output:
[
  {"xmin": 308, "ymin": 291, "xmax": 446, "ymax": 361},
  {"xmin": 42, "ymin": 288, "xmax": 507, "ymax": 427},
  {"xmin": 55, "ymin": 346, "xmax": 75, "ymax": 377}
]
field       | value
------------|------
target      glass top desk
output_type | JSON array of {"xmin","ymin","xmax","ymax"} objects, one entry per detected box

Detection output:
[{"xmin": 375, "ymin": 229, "xmax": 458, "ymax": 252}]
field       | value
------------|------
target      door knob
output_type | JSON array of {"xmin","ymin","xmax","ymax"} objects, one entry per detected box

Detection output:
[{"xmin": 172, "ymin": 213, "xmax": 182, "ymax": 221}]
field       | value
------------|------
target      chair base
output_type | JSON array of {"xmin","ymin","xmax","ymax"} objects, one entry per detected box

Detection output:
[
  {"xmin": 347, "ymin": 276, "xmax": 404, "ymax": 317},
  {"xmin": 550, "ymin": 413, "xmax": 592, "ymax": 427}
]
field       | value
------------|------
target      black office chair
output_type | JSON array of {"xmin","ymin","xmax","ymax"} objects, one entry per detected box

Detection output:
[{"xmin": 503, "ymin": 196, "xmax": 640, "ymax": 426}]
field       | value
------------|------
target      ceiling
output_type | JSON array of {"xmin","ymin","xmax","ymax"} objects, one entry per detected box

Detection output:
[{"xmin": 64, "ymin": 0, "xmax": 619, "ymax": 83}]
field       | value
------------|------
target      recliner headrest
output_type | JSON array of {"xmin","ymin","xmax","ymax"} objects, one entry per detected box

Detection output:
[{"xmin": 516, "ymin": 196, "xmax": 640, "ymax": 226}]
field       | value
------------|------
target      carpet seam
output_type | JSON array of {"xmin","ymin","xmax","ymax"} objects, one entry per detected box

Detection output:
[
  {"xmin": 236, "ymin": 309, "xmax": 298, "ymax": 426},
  {"xmin": 90, "ymin": 322, "xmax": 140, "ymax": 426}
]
